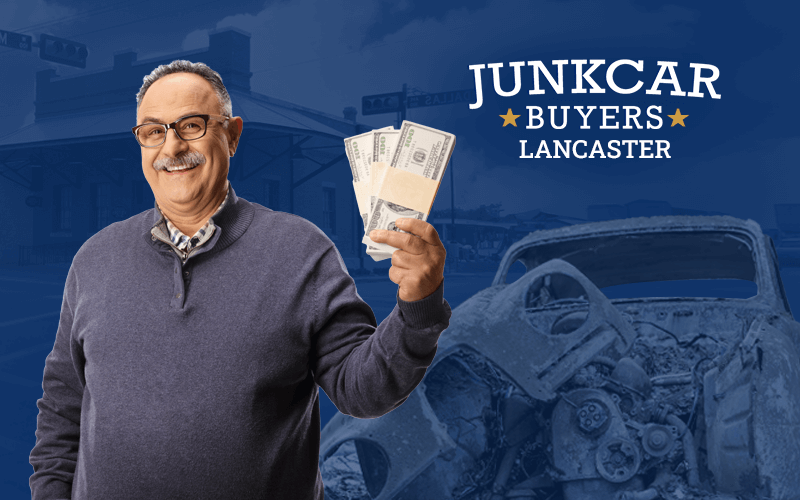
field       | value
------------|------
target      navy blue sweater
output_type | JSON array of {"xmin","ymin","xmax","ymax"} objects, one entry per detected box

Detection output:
[{"xmin": 29, "ymin": 186, "xmax": 450, "ymax": 499}]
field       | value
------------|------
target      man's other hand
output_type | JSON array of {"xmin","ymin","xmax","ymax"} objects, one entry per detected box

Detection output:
[{"xmin": 370, "ymin": 219, "xmax": 446, "ymax": 302}]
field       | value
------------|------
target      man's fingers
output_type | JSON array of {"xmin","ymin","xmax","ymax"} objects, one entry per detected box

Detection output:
[
  {"xmin": 390, "ymin": 250, "xmax": 415, "ymax": 270},
  {"xmin": 395, "ymin": 218, "xmax": 442, "ymax": 247},
  {"xmin": 370, "ymin": 229, "xmax": 426, "ymax": 255},
  {"xmin": 388, "ymin": 265, "xmax": 404, "ymax": 285}
]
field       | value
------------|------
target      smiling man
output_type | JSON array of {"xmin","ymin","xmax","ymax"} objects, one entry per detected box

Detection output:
[{"xmin": 29, "ymin": 60, "xmax": 450, "ymax": 500}]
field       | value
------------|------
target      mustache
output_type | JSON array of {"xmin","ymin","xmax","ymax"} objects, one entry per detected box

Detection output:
[{"xmin": 153, "ymin": 151, "xmax": 206, "ymax": 171}]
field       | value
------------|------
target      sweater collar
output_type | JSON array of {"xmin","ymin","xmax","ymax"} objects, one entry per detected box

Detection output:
[{"xmin": 146, "ymin": 182, "xmax": 255, "ymax": 255}]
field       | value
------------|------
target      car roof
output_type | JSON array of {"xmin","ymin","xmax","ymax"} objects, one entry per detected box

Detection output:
[{"xmin": 493, "ymin": 215, "xmax": 771, "ymax": 290}]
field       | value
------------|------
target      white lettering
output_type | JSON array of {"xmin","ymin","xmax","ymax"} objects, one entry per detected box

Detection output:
[
  {"xmin": 526, "ymin": 106, "xmax": 544, "ymax": 129},
  {"xmin": 639, "ymin": 139, "xmax": 653, "ymax": 158},
  {"xmin": 646, "ymin": 61, "xmax": 686, "ymax": 96},
  {"xmin": 535, "ymin": 140, "xmax": 552, "ymax": 158},
  {"xmin": 656, "ymin": 140, "xmax": 671, "ymax": 158},
  {"xmin": 554, "ymin": 140, "xmax": 572, "ymax": 158},
  {"xmin": 600, "ymin": 106, "xmax": 619, "ymax": 129},
  {"xmin": 607, "ymin": 140, "xmax": 621, "ymax": 159},
  {"xmin": 572, "ymin": 59, "xmax": 606, "ymax": 94},
  {"xmin": 623, "ymin": 106, "xmax": 643, "ymax": 129},
  {"xmin": 589, "ymin": 140, "xmax": 606, "ymax": 158},
  {"xmin": 528, "ymin": 60, "xmax": 568, "ymax": 95},
  {"xmin": 621, "ymin": 139, "xmax": 638, "ymax": 158},
  {"xmin": 575, "ymin": 106, "xmax": 596, "ymax": 129},
  {"xmin": 688, "ymin": 63, "xmax": 722, "ymax": 99},
  {"xmin": 606, "ymin": 59, "xmax": 643, "ymax": 94},
  {"xmin": 468, "ymin": 64, "xmax": 485, "ymax": 109},
  {"xmin": 487, "ymin": 61, "xmax": 525, "ymax": 97},
  {"xmin": 573, "ymin": 140, "xmax": 588, "ymax": 159},
  {"xmin": 519, "ymin": 140, "xmax": 534, "ymax": 158},
  {"xmin": 549, "ymin": 106, "xmax": 569, "ymax": 129},
  {"xmin": 646, "ymin": 106, "xmax": 662, "ymax": 129}
]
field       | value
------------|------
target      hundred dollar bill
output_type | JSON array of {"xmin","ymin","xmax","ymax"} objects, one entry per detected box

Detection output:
[
  {"xmin": 345, "ymin": 127, "xmax": 394, "ymax": 260},
  {"xmin": 346, "ymin": 126, "xmax": 393, "ymax": 223},
  {"xmin": 373, "ymin": 129, "xmax": 400, "ymax": 164},
  {"xmin": 364, "ymin": 161, "xmax": 393, "ymax": 261},
  {"xmin": 389, "ymin": 121, "xmax": 454, "ymax": 182},
  {"xmin": 366, "ymin": 247, "xmax": 391, "ymax": 261},
  {"xmin": 363, "ymin": 121, "xmax": 455, "ymax": 253},
  {"xmin": 369, "ymin": 130, "xmax": 400, "ymax": 213},
  {"xmin": 365, "ymin": 199, "xmax": 427, "ymax": 247},
  {"xmin": 343, "ymin": 126, "xmax": 393, "ymax": 183}
]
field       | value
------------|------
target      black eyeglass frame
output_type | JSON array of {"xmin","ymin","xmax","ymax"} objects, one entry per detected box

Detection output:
[{"xmin": 131, "ymin": 114, "xmax": 231, "ymax": 148}]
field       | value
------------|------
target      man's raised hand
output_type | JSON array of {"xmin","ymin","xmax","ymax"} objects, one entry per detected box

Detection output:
[{"xmin": 369, "ymin": 218, "xmax": 446, "ymax": 302}]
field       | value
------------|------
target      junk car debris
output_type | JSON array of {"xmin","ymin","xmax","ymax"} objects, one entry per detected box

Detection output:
[{"xmin": 321, "ymin": 216, "xmax": 800, "ymax": 500}]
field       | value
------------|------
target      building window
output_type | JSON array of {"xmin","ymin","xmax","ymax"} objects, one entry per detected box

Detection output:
[
  {"xmin": 265, "ymin": 179, "xmax": 280, "ymax": 211},
  {"xmin": 322, "ymin": 187, "xmax": 336, "ymax": 235},
  {"xmin": 52, "ymin": 185, "xmax": 72, "ymax": 231},
  {"xmin": 91, "ymin": 183, "xmax": 114, "ymax": 230}
]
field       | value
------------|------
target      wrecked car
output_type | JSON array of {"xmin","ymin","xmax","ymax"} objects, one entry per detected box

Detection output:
[{"xmin": 320, "ymin": 216, "xmax": 800, "ymax": 500}]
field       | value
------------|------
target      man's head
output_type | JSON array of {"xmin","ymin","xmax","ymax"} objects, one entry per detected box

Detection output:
[{"xmin": 136, "ymin": 61, "xmax": 243, "ymax": 219}]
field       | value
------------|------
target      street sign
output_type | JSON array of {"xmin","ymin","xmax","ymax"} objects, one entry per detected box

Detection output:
[
  {"xmin": 362, "ymin": 92, "xmax": 404, "ymax": 116},
  {"xmin": 39, "ymin": 34, "xmax": 88, "ymax": 68},
  {"xmin": 406, "ymin": 89, "xmax": 475, "ymax": 109},
  {"xmin": 0, "ymin": 30, "xmax": 32, "ymax": 51}
]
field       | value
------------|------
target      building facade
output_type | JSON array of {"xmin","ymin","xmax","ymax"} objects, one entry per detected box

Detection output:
[{"xmin": 0, "ymin": 28, "xmax": 371, "ymax": 269}]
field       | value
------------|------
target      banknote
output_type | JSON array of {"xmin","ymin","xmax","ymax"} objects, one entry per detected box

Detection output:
[
  {"xmin": 366, "ymin": 247, "xmax": 391, "ymax": 261},
  {"xmin": 362, "ymin": 162, "xmax": 393, "ymax": 260},
  {"xmin": 372, "ymin": 129, "xmax": 400, "ymax": 164},
  {"xmin": 369, "ymin": 130, "xmax": 400, "ymax": 214},
  {"xmin": 343, "ymin": 126, "xmax": 393, "ymax": 183},
  {"xmin": 365, "ymin": 199, "xmax": 426, "ymax": 247},
  {"xmin": 362, "ymin": 121, "xmax": 455, "ymax": 253},
  {"xmin": 345, "ymin": 127, "xmax": 394, "ymax": 260},
  {"xmin": 346, "ymin": 126, "xmax": 393, "ymax": 219},
  {"xmin": 389, "ymin": 121, "xmax": 454, "ymax": 182}
]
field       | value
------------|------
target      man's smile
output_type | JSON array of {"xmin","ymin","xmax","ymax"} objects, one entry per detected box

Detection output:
[
  {"xmin": 163, "ymin": 163, "xmax": 200, "ymax": 174},
  {"xmin": 153, "ymin": 150, "xmax": 207, "ymax": 174}
]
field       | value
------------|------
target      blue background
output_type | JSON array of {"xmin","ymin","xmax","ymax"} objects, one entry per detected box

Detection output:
[{"xmin": 1, "ymin": 0, "xmax": 799, "ymax": 496}]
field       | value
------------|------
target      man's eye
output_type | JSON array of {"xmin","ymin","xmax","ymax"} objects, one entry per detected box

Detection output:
[
  {"xmin": 182, "ymin": 122, "xmax": 200, "ymax": 130},
  {"xmin": 149, "ymin": 128, "xmax": 164, "ymax": 136}
]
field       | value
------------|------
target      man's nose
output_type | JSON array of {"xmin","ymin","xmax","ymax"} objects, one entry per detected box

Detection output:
[{"xmin": 160, "ymin": 126, "xmax": 190, "ymax": 157}]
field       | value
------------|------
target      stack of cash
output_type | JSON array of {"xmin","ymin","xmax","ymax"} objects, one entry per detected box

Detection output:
[{"xmin": 344, "ymin": 121, "xmax": 456, "ymax": 261}]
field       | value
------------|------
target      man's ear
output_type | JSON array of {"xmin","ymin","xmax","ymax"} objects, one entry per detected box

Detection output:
[{"xmin": 228, "ymin": 117, "xmax": 243, "ymax": 156}]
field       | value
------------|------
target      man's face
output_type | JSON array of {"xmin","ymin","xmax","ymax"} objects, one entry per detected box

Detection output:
[{"xmin": 137, "ymin": 72, "xmax": 242, "ymax": 214}]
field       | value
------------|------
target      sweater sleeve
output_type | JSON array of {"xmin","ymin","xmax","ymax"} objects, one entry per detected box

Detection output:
[
  {"xmin": 30, "ymin": 264, "xmax": 85, "ymax": 500},
  {"xmin": 309, "ymin": 244, "xmax": 451, "ymax": 419}
]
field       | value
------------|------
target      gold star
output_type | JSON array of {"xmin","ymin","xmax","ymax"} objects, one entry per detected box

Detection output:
[
  {"xmin": 500, "ymin": 108, "xmax": 521, "ymax": 127},
  {"xmin": 668, "ymin": 108, "xmax": 689, "ymax": 127}
]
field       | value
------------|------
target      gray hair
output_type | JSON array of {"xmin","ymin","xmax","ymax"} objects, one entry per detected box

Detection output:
[{"xmin": 136, "ymin": 60, "xmax": 233, "ymax": 117}]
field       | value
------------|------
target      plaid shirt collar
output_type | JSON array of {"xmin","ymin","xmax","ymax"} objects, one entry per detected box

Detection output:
[{"xmin": 153, "ymin": 181, "xmax": 230, "ymax": 256}]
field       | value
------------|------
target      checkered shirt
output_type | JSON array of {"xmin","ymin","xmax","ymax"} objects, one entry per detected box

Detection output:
[{"xmin": 157, "ymin": 185, "xmax": 229, "ymax": 257}]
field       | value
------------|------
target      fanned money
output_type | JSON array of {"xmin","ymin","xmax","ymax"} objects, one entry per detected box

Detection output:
[
  {"xmin": 344, "ymin": 126, "xmax": 394, "ymax": 261},
  {"xmin": 362, "ymin": 121, "xmax": 455, "ymax": 253},
  {"xmin": 369, "ymin": 129, "xmax": 400, "ymax": 213},
  {"xmin": 344, "ymin": 126, "xmax": 393, "ymax": 183},
  {"xmin": 344, "ymin": 121, "xmax": 455, "ymax": 260}
]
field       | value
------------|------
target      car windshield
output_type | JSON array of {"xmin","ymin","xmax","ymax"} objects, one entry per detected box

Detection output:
[
  {"xmin": 600, "ymin": 279, "xmax": 757, "ymax": 299},
  {"xmin": 509, "ymin": 230, "xmax": 759, "ymax": 298}
]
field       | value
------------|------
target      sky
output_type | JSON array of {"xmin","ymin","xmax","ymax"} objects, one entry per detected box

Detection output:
[
  {"xmin": 2, "ymin": 1, "xmax": 799, "ymax": 495},
  {"xmin": 0, "ymin": 0, "xmax": 798, "ymax": 226}
]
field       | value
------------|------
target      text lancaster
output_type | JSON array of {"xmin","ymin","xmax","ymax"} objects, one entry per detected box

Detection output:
[
  {"xmin": 520, "ymin": 139, "xmax": 671, "ymax": 159},
  {"xmin": 468, "ymin": 59, "xmax": 721, "ymax": 109}
]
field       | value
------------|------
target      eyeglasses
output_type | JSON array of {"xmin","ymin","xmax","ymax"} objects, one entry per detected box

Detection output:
[{"xmin": 132, "ymin": 114, "xmax": 230, "ymax": 148}]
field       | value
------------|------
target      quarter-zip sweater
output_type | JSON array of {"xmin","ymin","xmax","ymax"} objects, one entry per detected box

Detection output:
[{"xmin": 30, "ymin": 186, "xmax": 451, "ymax": 500}]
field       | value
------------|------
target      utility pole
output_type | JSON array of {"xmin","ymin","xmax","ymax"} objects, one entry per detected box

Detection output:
[
  {"xmin": 450, "ymin": 154, "xmax": 457, "ymax": 271},
  {"xmin": 398, "ymin": 83, "xmax": 407, "ymax": 129}
]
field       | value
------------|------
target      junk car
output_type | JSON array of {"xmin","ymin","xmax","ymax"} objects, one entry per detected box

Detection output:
[{"xmin": 320, "ymin": 216, "xmax": 800, "ymax": 500}]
